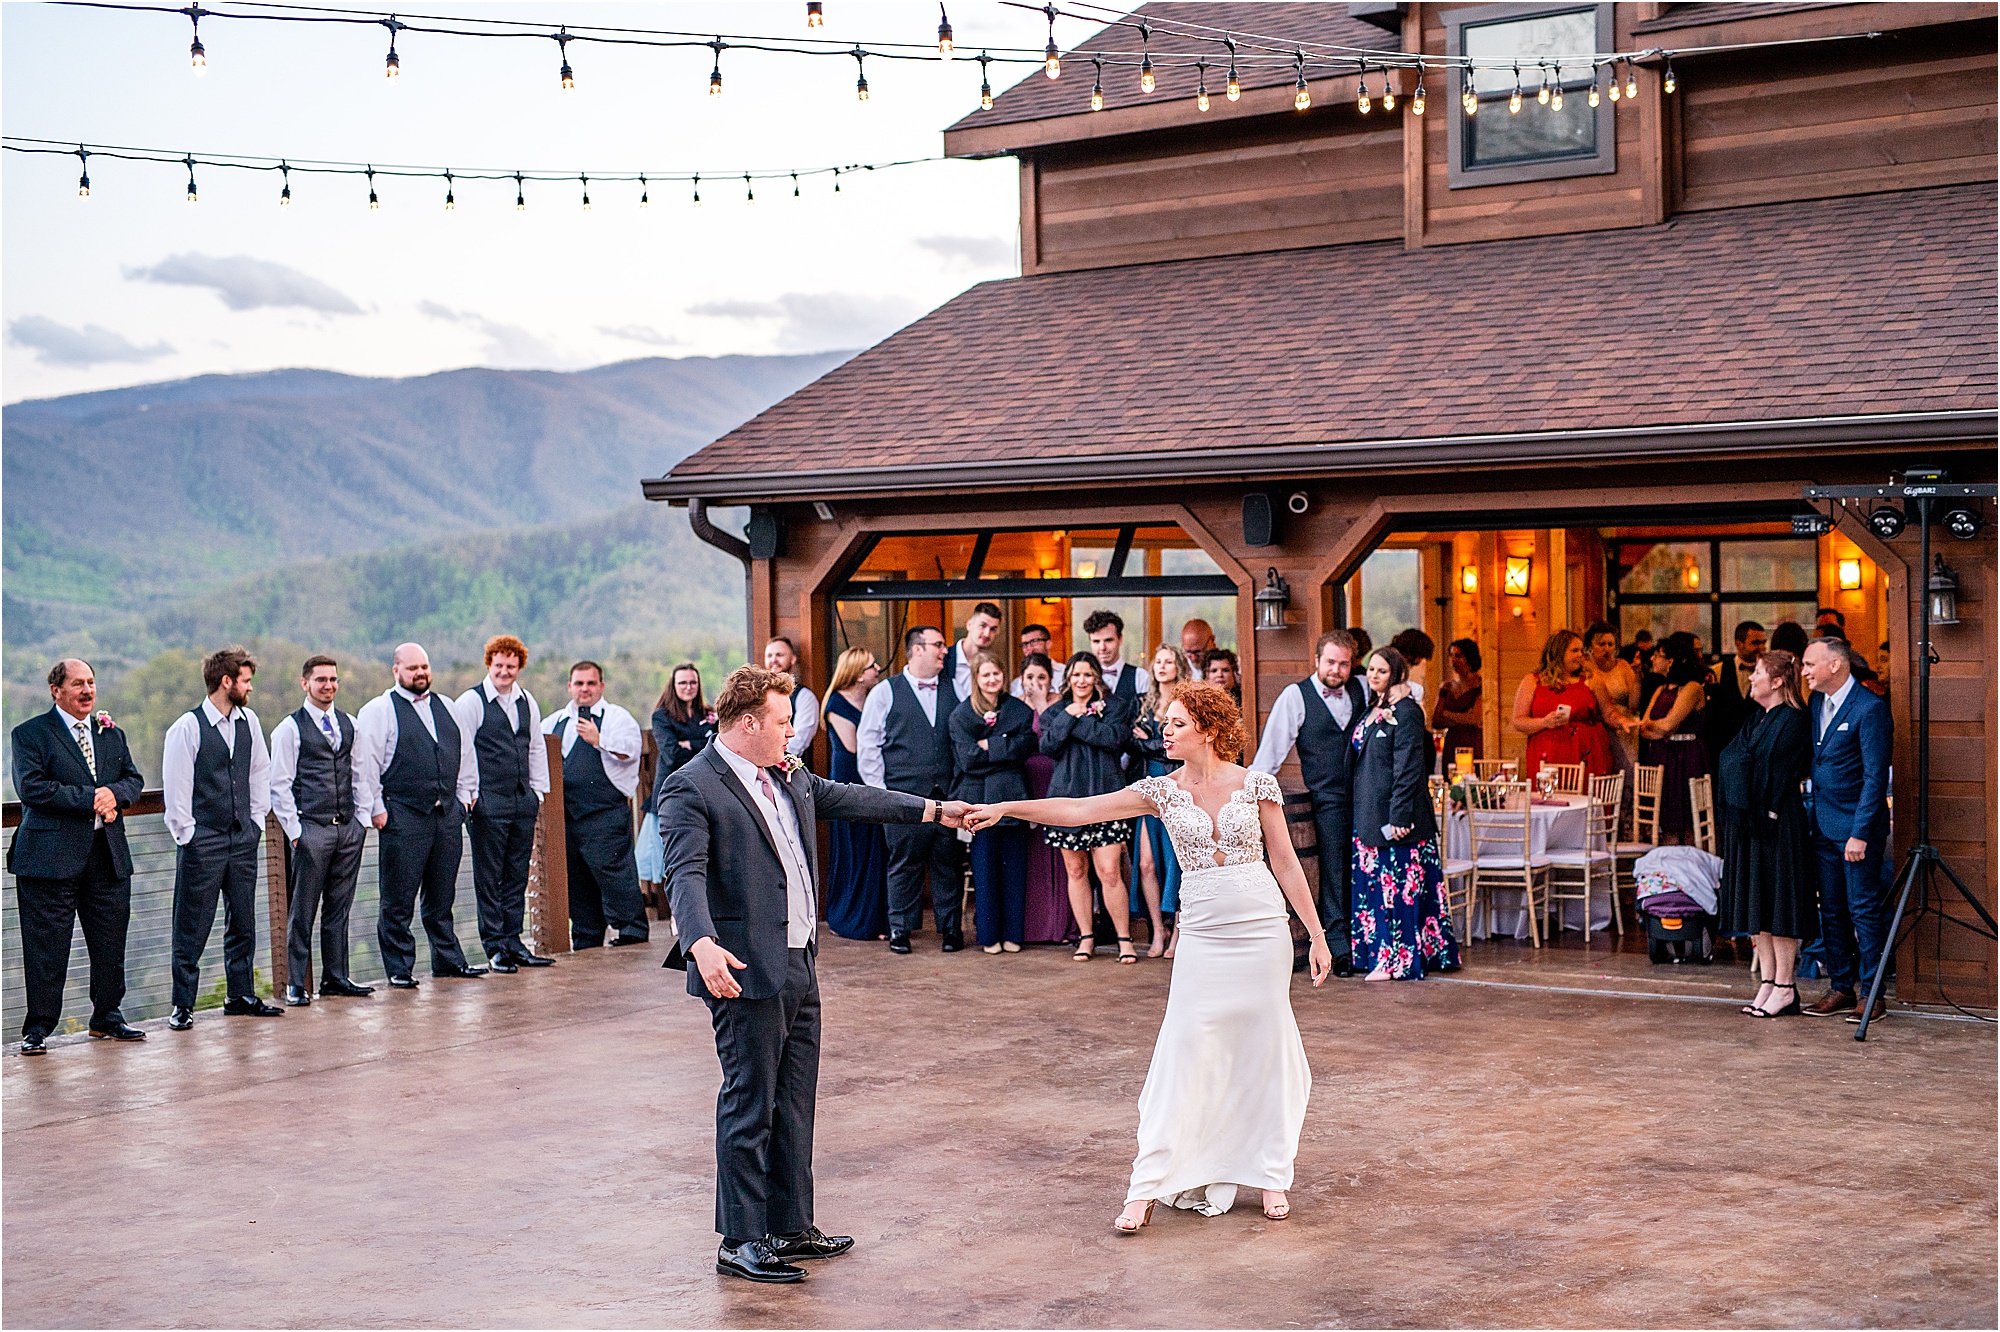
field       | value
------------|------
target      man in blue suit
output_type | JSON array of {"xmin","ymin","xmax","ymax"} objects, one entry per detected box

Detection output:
[
  {"xmin": 7, "ymin": 659, "xmax": 148, "ymax": 1054},
  {"xmin": 1800, "ymin": 637, "xmax": 1895, "ymax": 1021}
]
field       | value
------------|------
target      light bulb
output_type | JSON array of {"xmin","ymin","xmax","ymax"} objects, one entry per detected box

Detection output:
[
  {"xmin": 980, "ymin": 80, "xmax": 993, "ymax": 108},
  {"xmin": 1382, "ymin": 82, "xmax": 1395, "ymax": 112},
  {"xmin": 1588, "ymin": 80, "xmax": 1600, "ymax": 107},
  {"xmin": 560, "ymin": 62, "xmax": 574, "ymax": 92},
  {"xmin": 1140, "ymin": 55, "xmax": 1154, "ymax": 93},
  {"xmin": 1509, "ymin": 88, "xmax": 1522, "ymax": 113},
  {"xmin": 444, "ymin": 190, "xmax": 455, "ymax": 210},
  {"xmin": 1663, "ymin": 60, "xmax": 1677, "ymax": 94},
  {"xmin": 1538, "ymin": 68, "xmax": 1551, "ymax": 105},
  {"xmin": 386, "ymin": 47, "xmax": 399, "ymax": 78},
  {"xmin": 186, "ymin": 179, "xmax": 198, "ymax": 203},
  {"xmin": 78, "ymin": 172, "xmax": 90, "ymax": 197},
  {"xmin": 1090, "ymin": 84, "xmax": 1102, "ymax": 110},
  {"xmin": 1196, "ymin": 66, "xmax": 1210, "ymax": 112},
  {"xmin": 190, "ymin": 38, "xmax": 206, "ymax": 74},
  {"xmin": 280, "ymin": 184, "xmax": 290, "ymax": 206},
  {"xmin": 857, "ymin": 74, "xmax": 869, "ymax": 100},
  {"xmin": 1625, "ymin": 63, "xmax": 1637, "ymax": 99},
  {"xmin": 1045, "ymin": 43, "xmax": 1060, "ymax": 78},
  {"xmin": 709, "ymin": 63, "xmax": 722, "ymax": 95},
  {"xmin": 1550, "ymin": 83, "xmax": 1563, "ymax": 110},
  {"xmin": 937, "ymin": 6, "xmax": 952, "ymax": 57},
  {"xmin": 1412, "ymin": 74, "xmax": 1426, "ymax": 115},
  {"xmin": 515, "ymin": 177, "xmax": 526, "ymax": 210},
  {"xmin": 806, "ymin": 2, "xmax": 823, "ymax": 28},
  {"xmin": 369, "ymin": 190, "xmax": 379, "ymax": 210},
  {"xmin": 1226, "ymin": 67, "xmax": 1240, "ymax": 100},
  {"xmin": 1295, "ymin": 76, "xmax": 1310, "ymax": 111},
  {"xmin": 1607, "ymin": 70, "xmax": 1621, "ymax": 102}
]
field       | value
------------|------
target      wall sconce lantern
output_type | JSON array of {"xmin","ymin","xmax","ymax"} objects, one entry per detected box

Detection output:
[
  {"xmin": 1460, "ymin": 564, "xmax": 1478, "ymax": 594},
  {"xmin": 1837, "ymin": 558, "xmax": 1863, "ymax": 591},
  {"xmin": 1254, "ymin": 567, "xmax": 1292, "ymax": 631},
  {"xmin": 1928, "ymin": 555, "xmax": 1960, "ymax": 626},
  {"xmin": 1502, "ymin": 554, "xmax": 1532, "ymax": 597}
]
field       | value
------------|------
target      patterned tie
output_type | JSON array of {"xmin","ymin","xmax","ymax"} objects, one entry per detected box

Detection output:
[
  {"xmin": 321, "ymin": 713, "xmax": 340, "ymax": 746},
  {"xmin": 73, "ymin": 719, "xmax": 96, "ymax": 780}
]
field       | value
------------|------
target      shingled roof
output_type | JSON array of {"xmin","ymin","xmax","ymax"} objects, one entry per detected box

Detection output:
[
  {"xmin": 950, "ymin": 2, "xmax": 1401, "ymax": 131},
  {"xmin": 651, "ymin": 185, "xmax": 1997, "ymax": 502}
]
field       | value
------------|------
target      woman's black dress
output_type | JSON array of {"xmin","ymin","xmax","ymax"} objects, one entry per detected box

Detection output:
[{"xmin": 1715, "ymin": 703, "xmax": 1817, "ymax": 940}]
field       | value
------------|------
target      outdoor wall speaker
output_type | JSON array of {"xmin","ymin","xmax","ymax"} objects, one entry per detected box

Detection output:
[
  {"xmin": 1242, "ymin": 492, "xmax": 1279, "ymax": 548},
  {"xmin": 747, "ymin": 508, "xmax": 783, "ymax": 561}
]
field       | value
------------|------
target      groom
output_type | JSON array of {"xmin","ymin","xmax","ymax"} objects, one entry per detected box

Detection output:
[{"xmin": 660, "ymin": 664, "xmax": 968, "ymax": 1283}]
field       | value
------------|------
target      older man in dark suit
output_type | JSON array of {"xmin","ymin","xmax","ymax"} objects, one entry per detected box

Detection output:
[
  {"xmin": 659, "ymin": 664, "xmax": 967, "ymax": 1283},
  {"xmin": 8, "ymin": 659, "xmax": 147, "ymax": 1054},
  {"xmin": 1800, "ymin": 636, "xmax": 1895, "ymax": 1022}
]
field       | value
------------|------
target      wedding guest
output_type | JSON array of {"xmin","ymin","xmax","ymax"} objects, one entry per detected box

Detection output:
[
  {"xmin": 1250, "ymin": 630, "xmax": 1368, "ymax": 978},
  {"xmin": 1800, "ymin": 637, "xmax": 1894, "ymax": 1022},
  {"xmin": 951, "ymin": 652, "xmax": 1036, "ymax": 954},
  {"xmin": 1716, "ymin": 650, "xmax": 1815, "ymax": 1018},
  {"xmin": 1619, "ymin": 629, "xmax": 1654, "ymax": 667},
  {"xmin": 1203, "ymin": 649, "xmax": 1242, "ymax": 705},
  {"xmin": 1350, "ymin": 627, "xmax": 1374, "ymax": 662},
  {"xmin": 1703, "ymin": 620, "xmax": 1767, "ymax": 772},
  {"xmin": 1815, "ymin": 607, "xmax": 1847, "ymax": 635},
  {"xmin": 645, "ymin": 663, "xmax": 717, "ymax": 921},
  {"xmin": 1389, "ymin": 628, "xmax": 1434, "ymax": 704},
  {"xmin": 1012, "ymin": 624, "xmax": 1066, "ymax": 697},
  {"xmin": 944, "ymin": 602, "xmax": 1004, "ymax": 699},
  {"xmin": 763, "ymin": 638, "xmax": 818, "ymax": 762},
  {"xmin": 543, "ymin": 661, "xmax": 649, "ymax": 949},
  {"xmin": 1129, "ymin": 644, "xmax": 1193, "ymax": 957},
  {"xmin": 1430, "ymin": 638, "xmax": 1484, "ymax": 763},
  {"xmin": 822, "ymin": 648, "xmax": 888, "ymax": 940},
  {"xmin": 1179, "ymin": 618, "xmax": 1217, "ymax": 669},
  {"xmin": 1350, "ymin": 648, "xmax": 1460, "ymax": 980},
  {"xmin": 10, "ymin": 659, "xmax": 146, "ymax": 1054},
  {"xmin": 1636, "ymin": 633, "xmax": 1710, "ymax": 843},
  {"xmin": 1511, "ymin": 630, "xmax": 1618, "ymax": 785},
  {"xmin": 270, "ymin": 655, "xmax": 371, "ymax": 1005},
  {"xmin": 164, "ymin": 647, "xmax": 281, "ymax": 1028},
  {"xmin": 1016, "ymin": 653, "xmax": 1075, "ymax": 944},
  {"xmin": 1769, "ymin": 620, "xmax": 1810, "ymax": 658},
  {"xmin": 355, "ymin": 643, "xmax": 483, "ymax": 988},
  {"xmin": 1583, "ymin": 621, "xmax": 1642, "ymax": 798},
  {"xmin": 859, "ymin": 625, "xmax": 965, "ymax": 953},
  {"xmin": 1041, "ymin": 653, "xmax": 1139, "ymax": 963},
  {"xmin": 1083, "ymin": 609, "xmax": 1145, "ymax": 703},
  {"xmin": 453, "ymin": 635, "xmax": 551, "ymax": 973}
]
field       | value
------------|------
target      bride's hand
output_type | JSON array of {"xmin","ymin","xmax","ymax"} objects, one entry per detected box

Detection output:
[
  {"xmin": 1308, "ymin": 935, "xmax": 1333, "ymax": 987},
  {"xmin": 963, "ymin": 803, "xmax": 1006, "ymax": 832}
]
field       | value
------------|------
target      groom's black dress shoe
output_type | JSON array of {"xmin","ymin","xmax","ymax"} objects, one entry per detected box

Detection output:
[
  {"xmin": 887, "ymin": 930, "xmax": 912, "ymax": 955},
  {"xmin": 320, "ymin": 976, "xmax": 375, "ymax": 997},
  {"xmin": 769, "ymin": 1227, "xmax": 855, "ymax": 1261},
  {"xmin": 1332, "ymin": 955, "xmax": 1356, "ymax": 979},
  {"xmin": 486, "ymin": 955, "xmax": 520, "ymax": 974},
  {"xmin": 88, "ymin": 1019, "xmax": 146, "ymax": 1041},
  {"xmin": 940, "ymin": 928, "xmax": 965, "ymax": 953},
  {"xmin": 716, "ymin": 1238, "xmax": 806, "ymax": 1283},
  {"xmin": 223, "ymin": 995, "xmax": 284, "ymax": 1017},
  {"xmin": 167, "ymin": 1007, "xmax": 195, "ymax": 1030},
  {"xmin": 513, "ymin": 950, "xmax": 556, "ymax": 967}
]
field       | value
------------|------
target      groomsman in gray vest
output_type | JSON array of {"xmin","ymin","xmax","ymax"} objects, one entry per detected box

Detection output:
[
  {"xmin": 857, "ymin": 624, "xmax": 965, "ymax": 954},
  {"xmin": 542, "ymin": 661, "xmax": 650, "ymax": 949},
  {"xmin": 268, "ymin": 655, "xmax": 372, "ymax": 1005},
  {"xmin": 454, "ymin": 634, "xmax": 553, "ymax": 971},
  {"xmin": 163, "ymin": 647, "xmax": 282, "ymax": 1029},
  {"xmin": 355, "ymin": 643, "xmax": 484, "ymax": 987}
]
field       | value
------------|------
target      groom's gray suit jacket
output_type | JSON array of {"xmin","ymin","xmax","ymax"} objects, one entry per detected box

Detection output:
[{"xmin": 659, "ymin": 741, "xmax": 927, "ymax": 1000}]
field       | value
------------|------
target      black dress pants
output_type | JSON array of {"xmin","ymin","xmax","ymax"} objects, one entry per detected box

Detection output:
[
  {"xmin": 1311, "ymin": 799, "xmax": 1355, "ymax": 958},
  {"xmin": 376, "ymin": 801, "xmax": 471, "ymax": 978},
  {"xmin": 286, "ymin": 818, "xmax": 367, "ymax": 987},
  {"xmin": 566, "ymin": 807, "xmax": 648, "ymax": 948},
  {"xmin": 706, "ymin": 946, "xmax": 819, "ymax": 1241},
  {"xmin": 16, "ymin": 832, "xmax": 131, "ymax": 1037},
  {"xmin": 469, "ymin": 803, "xmax": 538, "ymax": 960},
  {"xmin": 884, "ymin": 820, "xmax": 966, "ymax": 936},
  {"xmin": 171, "ymin": 826, "xmax": 262, "ymax": 1007}
]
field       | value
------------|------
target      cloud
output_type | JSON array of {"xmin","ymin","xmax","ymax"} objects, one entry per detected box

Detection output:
[
  {"xmin": 6, "ymin": 316, "xmax": 174, "ymax": 368},
  {"xmin": 124, "ymin": 253, "xmax": 363, "ymax": 315},
  {"xmin": 686, "ymin": 291, "xmax": 919, "ymax": 353},
  {"xmin": 914, "ymin": 234, "xmax": 1014, "ymax": 269},
  {"xmin": 418, "ymin": 300, "xmax": 564, "ymax": 367},
  {"xmin": 597, "ymin": 323, "xmax": 684, "ymax": 348}
]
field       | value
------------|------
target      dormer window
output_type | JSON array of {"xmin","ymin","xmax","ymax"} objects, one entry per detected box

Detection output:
[{"xmin": 1444, "ymin": 3, "xmax": 1617, "ymax": 187}]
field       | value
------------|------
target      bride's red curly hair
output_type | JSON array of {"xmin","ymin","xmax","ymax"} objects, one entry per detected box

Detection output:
[{"xmin": 1169, "ymin": 682, "xmax": 1246, "ymax": 763}]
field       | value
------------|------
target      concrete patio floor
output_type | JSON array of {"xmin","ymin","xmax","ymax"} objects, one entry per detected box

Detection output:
[{"xmin": 4, "ymin": 932, "xmax": 1994, "ymax": 1329}]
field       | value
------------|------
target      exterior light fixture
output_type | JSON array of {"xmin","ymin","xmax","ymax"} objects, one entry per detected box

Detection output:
[
  {"xmin": 1928, "ymin": 556, "xmax": 1960, "ymax": 626},
  {"xmin": 1503, "ymin": 555, "xmax": 1532, "ymax": 597},
  {"xmin": 1254, "ymin": 567, "xmax": 1291, "ymax": 631},
  {"xmin": 1837, "ymin": 558, "xmax": 1863, "ymax": 591},
  {"xmin": 1460, "ymin": 564, "xmax": 1478, "ymax": 594}
]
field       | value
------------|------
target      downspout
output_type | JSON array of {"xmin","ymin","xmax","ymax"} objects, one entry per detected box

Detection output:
[{"xmin": 688, "ymin": 498, "xmax": 755, "ymax": 663}]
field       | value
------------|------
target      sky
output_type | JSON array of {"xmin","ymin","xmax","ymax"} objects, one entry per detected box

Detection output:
[{"xmin": 0, "ymin": 1, "xmax": 1048, "ymax": 402}]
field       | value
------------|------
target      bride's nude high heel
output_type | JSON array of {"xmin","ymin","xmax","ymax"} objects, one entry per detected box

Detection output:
[
  {"xmin": 1113, "ymin": 1199, "xmax": 1155, "ymax": 1234},
  {"xmin": 1262, "ymin": 1191, "xmax": 1291, "ymax": 1221}
]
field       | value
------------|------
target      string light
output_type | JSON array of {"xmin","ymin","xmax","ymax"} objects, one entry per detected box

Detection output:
[
  {"xmin": 1588, "ymin": 65, "xmax": 1601, "ymax": 106},
  {"xmin": 1607, "ymin": 61, "xmax": 1621, "ymax": 102},
  {"xmin": 186, "ymin": 6, "xmax": 205, "ymax": 75},
  {"xmin": 743, "ymin": 172, "xmax": 753, "ymax": 202},
  {"xmin": 832, "ymin": 166, "xmax": 841, "ymax": 192},
  {"xmin": 976, "ymin": 51, "xmax": 993, "ymax": 108},
  {"xmin": 1461, "ymin": 67, "xmax": 1477, "ymax": 115},
  {"xmin": 443, "ymin": 168, "xmax": 454, "ymax": 209},
  {"xmin": 278, "ymin": 160, "xmax": 290, "ymax": 206},
  {"xmin": 76, "ymin": 147, "xmax": 90, "ymax": 198},
  {"xmin": 579, "ymin": 173, "xmax": 590, "ymax": 209},
  {"xmin": 1381, "ymin": 65, "xmax": 1395, "ymax": 112},
  {"xmin": 1137, "ymin": 20, "xmax": 1153, "ymax": 93},
  {"xmin": 556, "ymin": 26, "xmax": 574, "ymax": 92},
  {"xmin": 1356, "ymin": 65, "xmax": 1370, "ymax": 115},
  {"xmin": 1509, "ymin": 63, "xmax": 1523, "ymax": 114},
  {"xmin": 1537, "ymin": 62, "xmax": 1551, "ymax": 105},
  {"xmin": 1195, "ymin": 58, "xmax": 1209, "ymax": 112},
  {"xmin": 708, "ymin": 38, "xmax": 724, "ymax": 95},
  {"xmin": 1550, "ymin": 65, "xmax": 1564, "ymax": 111},
  {"xmin": 366, "ymin": 163, "xmax": 378, "ymax": 209},
  {"xmin": 514, "ymin": 170, "xmax": 525, "ymax": 209},
  {"xmin": 852, "ymin": 46, "xmax": 868, "ymax": 100},
  {"xmin": 692, "ymin": 172, "xmax": 701, "ymax": 205},
  {"xmin": 1411, "ymin": 62, "xmax": 1425, "ymax": 115},
  {"xmin": 1089, "ymin": 55, "xmax": 1102, "ymax": 110},
  {"xmin": 382, "ymin": 15, "xmax": 401, "ymax": 78},
  {"xmin": 1624, "ymin": 58, "xmax": 1638, "ymax": 100},
  {"xmin": 791, "ymin": 170, "xmax": 800, "ymax": 196},
  {"xmin": 805, "ymin": 1, "xmax": 822, "ymax": 29},
  {"xmin": 1224, "ymin": 37, "xmax": 1240, "ymax": 101},
  {"xmin": 1663, "ymin": 54, "xmax": 1677, "ymax": 93},
  {"xmin": 1292, "ymin": 50, "xmax": 1309, "ymax": 112},
  {"xmin": 184, "ymin": 153, "xmax": 196, "ymax": 202},
  {"xmin": 936, "ymin": 4, "xmax": 952, "ymax": 58},
  {"xmin": 1042, "ymin": 3, "xmax": 1060, "ymax": 78},
  {"xmin": 638, "ymin": 173, "xmax": 649, "ymax": 207}
]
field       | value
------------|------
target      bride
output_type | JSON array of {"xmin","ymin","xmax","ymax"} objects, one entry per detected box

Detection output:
[{"xmin": 965, "ymin": 682, "xmax": 1330, "ymax": 1233}]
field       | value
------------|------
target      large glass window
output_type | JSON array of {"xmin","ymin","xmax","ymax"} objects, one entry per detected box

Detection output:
[
  {"xmin": 1444, "ymin": 4, "xmax": 1616, "ymax": 188},
  {"xmin": 1359, "ymin": 549, "xmax": 1424, "ymax": 650},
  {"xmin": 1611, "ymin": 536, "xmax": 1819, "ymax": 656}
]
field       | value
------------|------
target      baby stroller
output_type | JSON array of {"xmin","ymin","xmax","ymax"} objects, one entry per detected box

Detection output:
[{"xmin": 1632, "ymin": 845, "xmax": 1723, "ymax": 965}]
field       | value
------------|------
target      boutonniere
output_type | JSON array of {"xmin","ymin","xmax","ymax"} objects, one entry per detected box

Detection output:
[
  {"xmin": 1088, "ymin": 700, "xmax": 1105, "ymax": 716},
  {"xmin": 778, "ymin": 754, "xmax": 804, "ymax": 777},
  {"xmin": 94, "ymin": 710, "xmax": 115, "ymax": 733},
  {"xmin": 982, "ymin": 710, "xmax": 999, "ymax": 726}
]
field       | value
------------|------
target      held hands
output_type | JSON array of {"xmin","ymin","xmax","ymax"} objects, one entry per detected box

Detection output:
[
  {"xmin": 689, "ymin": 936, "xmax": 747, "ymax": 999},
  {"xmin": 92, "ymin": 786, "xmax": 120, "ymax": 823},
  {"xmin": 962, "ymin": 803, "xmax": 1007, "ymax": 833},
  {"xmin": 938, "ymin": 800, "xmax": 972, "ymax": 828}
]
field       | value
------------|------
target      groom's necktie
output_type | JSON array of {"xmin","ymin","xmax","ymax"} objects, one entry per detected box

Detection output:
[{"xmin": 73, "ymin": 719, "xmax": 97, "ymax": 779}]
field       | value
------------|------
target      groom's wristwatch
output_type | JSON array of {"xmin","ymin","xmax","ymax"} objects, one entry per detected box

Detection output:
[{"xmin": 923, "ymin": 799, "xmax": 938, "ymax": 823}]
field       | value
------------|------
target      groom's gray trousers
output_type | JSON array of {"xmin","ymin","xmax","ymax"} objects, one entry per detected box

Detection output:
[{"xmin": 707, "ymin": 943, "xmax": 820, "ymax": 1240}]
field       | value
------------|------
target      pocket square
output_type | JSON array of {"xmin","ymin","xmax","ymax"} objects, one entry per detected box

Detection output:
[{"xmin": 1838, "ymin": 722, "xmax": 1850, "ymax": 731}]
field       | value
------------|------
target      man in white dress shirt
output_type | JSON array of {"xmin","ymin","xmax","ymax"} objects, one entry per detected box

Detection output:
[
  {"xmin": 762, "ymin": 638, "xmax": 819, "ymax": 763},
  {"xmin": 858, "ymin": 626, "xmax": 965, "ymax": 953},
  {"xmin": 1082, "ymin": 609, "xmax": 1144, "ymax": 704},
  {"xmin": 942, "ymin": 602, "xmax": 1004, "ymax": 699},
  {"xmin": 454, "ymin": 634, "xmax": 553, "ymax": 972},
  {"xmin": 163, "ymin": 647, "xmax": 282, "ymax": 1028},
  {"xmin": 268, "ymin": 654, "xmax": 372, "ymax": 1006},
  {"xmin": 542, "ymin": 661, "xmax": 650, "ymax": 949},
  {"xmin": 354, "ymin": 642, "xmax": 483, "ymax": 986}
]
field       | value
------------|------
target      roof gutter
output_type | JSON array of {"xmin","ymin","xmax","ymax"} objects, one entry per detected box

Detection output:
[
  {"xmin": 643, "ymin": 409, "xmax": 1996, "ymax": 506},
  {"xmin": 686, "ymin": 497, "xmax": 756, "ymax": 662}
]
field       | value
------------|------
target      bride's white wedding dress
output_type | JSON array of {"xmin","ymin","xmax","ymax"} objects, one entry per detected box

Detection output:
[{"xmin": 1125, "ymin": 772, "xmax": 1311, "ymax": 1216}]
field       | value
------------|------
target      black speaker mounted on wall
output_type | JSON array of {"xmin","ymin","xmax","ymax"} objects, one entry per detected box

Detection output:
[
  {"xmin": 747, "ymin": 508, "xmax": 783, "ymax": 561},
  {"xmin": 1242, "ymin": 492, "xmax": 1279, "ymax": 548}
]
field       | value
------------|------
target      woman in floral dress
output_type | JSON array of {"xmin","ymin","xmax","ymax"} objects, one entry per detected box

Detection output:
[{"xmin": 1349, "ymin": 647, "xmax": 1461, "ymax": 980}]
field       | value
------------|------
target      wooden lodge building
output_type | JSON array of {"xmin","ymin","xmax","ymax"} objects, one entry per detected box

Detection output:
[{"xmin": 646, "ymin": 2, "xmax": 1998, "ymax": 1000}]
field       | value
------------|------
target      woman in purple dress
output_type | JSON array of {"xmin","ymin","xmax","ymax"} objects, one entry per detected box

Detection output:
[
  {"xmin": 1637, "ymin": 632, "xmax": 1710, "ymax": 844},
  {"xmin": 1016, "ymin": 654, "xmax": 1075, "ymax": 944}
]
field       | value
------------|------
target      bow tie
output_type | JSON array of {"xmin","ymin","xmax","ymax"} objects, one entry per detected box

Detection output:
[
  {"xmin": 916, "ymin": 681, "xmax": 938, "ymax": 691},
  {"xmin": 1320, "ymin": 684, "xmax": 1339, "ymax": 699}
]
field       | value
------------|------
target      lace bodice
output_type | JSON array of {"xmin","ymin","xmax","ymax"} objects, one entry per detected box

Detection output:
[{"xmin": 1131, "ymin": 772, "xmax": 1282, "ymax": 871}]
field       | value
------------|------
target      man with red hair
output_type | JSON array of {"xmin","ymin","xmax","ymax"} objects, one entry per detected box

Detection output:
[{"xmin": 454, "ymin": 635, "xmax": 553, "ymax": 970}]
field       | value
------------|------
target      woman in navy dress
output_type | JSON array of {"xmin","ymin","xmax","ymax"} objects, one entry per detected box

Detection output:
[
  {"xmin": 951, "ymin": 651, "xmax": 1037, "ymax": 953},
  {"xmin": 1129, "ymin": 644, "xmax": 1193, "ymax": 957},
  {"xmin": 822, "ymin": 647, "xmax": 889, "ymax": 940},
  {"xmin": 1350, "ymin": 647, "xmax": 1460, "ymax": 980}
]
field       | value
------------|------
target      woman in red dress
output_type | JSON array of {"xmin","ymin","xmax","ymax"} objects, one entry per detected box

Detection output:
[{"xmin": 1510, "ymin": 629, "xmax": 1619, "ymax": 780}]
